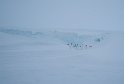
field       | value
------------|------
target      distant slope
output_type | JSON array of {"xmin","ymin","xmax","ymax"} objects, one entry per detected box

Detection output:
[{"xmin": 0, "ymin": 27, "xmax": 109, "ymax": 50}]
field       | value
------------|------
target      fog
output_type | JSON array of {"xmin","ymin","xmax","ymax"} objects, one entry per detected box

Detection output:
[
  {"xmin": 1, "ymin": 1, "xmax": 124, "ymax": 84},
  {"xmin": 0, "ymin": 0, "xmax": 124, "ymax": 31}
]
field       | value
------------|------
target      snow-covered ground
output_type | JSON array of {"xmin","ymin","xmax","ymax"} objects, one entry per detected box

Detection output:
[{"xmin": 0, "ymin": 28, "xmax": 124, "ymax": 84}]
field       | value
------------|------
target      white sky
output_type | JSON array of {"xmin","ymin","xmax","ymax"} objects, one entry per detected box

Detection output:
[{"xmin": 0, "ymin": 0, "xmax": 124, "ymax": 31}]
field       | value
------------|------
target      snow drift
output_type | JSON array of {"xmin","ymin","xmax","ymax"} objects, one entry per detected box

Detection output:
[{"xmin": 0, "ymin": 27, "xmax": 124, "ymax": 84}]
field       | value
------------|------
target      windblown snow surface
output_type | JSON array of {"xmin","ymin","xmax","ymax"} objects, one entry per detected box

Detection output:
[{"xmin": 0, "ymin": 27, "xmax": 124, "ymax": 84}]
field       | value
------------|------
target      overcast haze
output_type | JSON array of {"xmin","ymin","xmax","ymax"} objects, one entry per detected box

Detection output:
[
  {"xmin": 1, "ymin": 1, "xmax": 124, "ymax": 84},
  {"xmin": 0, "ymin": 0, "xmax": 124, "ymax": 30}
]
